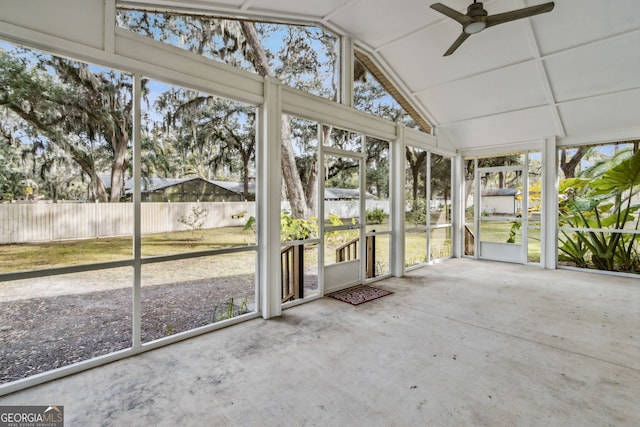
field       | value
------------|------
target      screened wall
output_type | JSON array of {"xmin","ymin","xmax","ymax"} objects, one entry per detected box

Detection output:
[
  {"xmin": 0, "ymin": 2, "xmax": 450, "ymax": 394},
  {"xmin": 5, "ymin": 0, "xmax": 636, "ymax": 398}
]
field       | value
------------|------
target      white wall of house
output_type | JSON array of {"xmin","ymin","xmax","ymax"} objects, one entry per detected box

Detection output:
[{"xmin": 481, "ymin": 196, "xmax": 519, "ymax": 216}]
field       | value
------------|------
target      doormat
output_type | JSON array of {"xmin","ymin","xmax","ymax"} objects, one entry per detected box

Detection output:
[{"xmin": 327, "ymin": 285, "xmax": 393, "ymax": 306}]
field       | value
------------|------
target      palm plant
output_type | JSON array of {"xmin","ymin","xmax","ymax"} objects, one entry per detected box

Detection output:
[{"xmin": 558, "ymin": 149, "xmax": 640, "ymax": 272}]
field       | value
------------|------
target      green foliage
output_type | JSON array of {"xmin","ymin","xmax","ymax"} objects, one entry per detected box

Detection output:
[
  {"xmin": 0, "ymin": 170, "xmax": 26, "ymax": 201},
  {"xmin": 366, "ymin": 207, "xmax": 386, "ymax": 224},
  {"xmin": 242, "ymin": 211, "xmax": 318, "ymax": 241},
  {"xmin": 225, "ymin": 297, "xmax": 234, "ymax": 320},
  {"xmin": 406, "ymin": 198, "xmax": 427, "ymax": 226},
  {"xmin": 164, "ymin": 323, "xmax": 174, "ymax": 336},
  {"xmin": 243, "ymin": 215, "xmax": 256, "ymax": 232},
  {"xmin": 507, "ymin": 221, "xmax": 522, "ymax": 244},
  {"xmin": 323, "ymin": 213, "xmax": 343, "ymax": 244},
  {"xmin": 211, "ymin": 296, "xmax": 250, "ymax": 323},
  {"xmin": 590, "ymin": 148, "xmax": 640, "ymax": 195},
  {"xmin": 558, "ymin": 150, "xmax": 640, "ymax": 272},
  {"xmin": 281, "ymin": 210, "xmax": 318, "ymax": 241},
  {"xmin": 1, "ymin": 47, "xmax": 135, "ymax": 203},
  {"xmin": 327, "ymin": 213, "xmax": 343, "ymax": 226},
  {"xmin": 324, "ymin": 213, "xmax": 359, "ymax": 245}
]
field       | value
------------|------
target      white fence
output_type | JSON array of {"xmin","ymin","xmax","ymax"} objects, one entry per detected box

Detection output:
[{"xmin": 0, "ymin": 200, "xmax": 389, "ymax": 244}]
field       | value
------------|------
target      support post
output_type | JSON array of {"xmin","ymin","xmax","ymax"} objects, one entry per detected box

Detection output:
[
  {"xmin": 452, "ymin": 154, "xmax": 465, "ymax": 258},
  {"xmin": 132, "ymin": 74, "xmax": 142, "ymax": 347},
  {"xmin": 258, "ymin": 78, "xmax": 282, "ymax": 318},
  {"xmin": 340, "ymin": 36, "xmax": 354, "ymax": 107},
  {"xmin": 543, "ymin": 136, "xmax": 558, "ymax": 269},
  {"xmin": 391, "ymin": 123, "xmax": 406, "ymax": 277}
]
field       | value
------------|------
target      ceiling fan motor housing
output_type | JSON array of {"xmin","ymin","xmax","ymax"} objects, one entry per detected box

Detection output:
[{"xmin": 467, "ymin": 2, "xmax": 488, "ymax": 17}]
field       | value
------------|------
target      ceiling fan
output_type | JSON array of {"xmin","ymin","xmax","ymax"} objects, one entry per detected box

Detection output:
[{"xmin": 430, "ymin": 1, "xmax": 555, "ymax": 56}]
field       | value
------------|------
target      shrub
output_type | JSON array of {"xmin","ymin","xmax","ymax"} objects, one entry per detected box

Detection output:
[
  {"xmin": 281, "ymin": 210, "xmax": 318, "ymax": 241},
  {"xmin": 366, "ymin": 207, "xmax": 386, "ymax": 224}
]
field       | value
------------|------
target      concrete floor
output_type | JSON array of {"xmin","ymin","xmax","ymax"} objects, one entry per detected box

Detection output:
[{"xmin": 1, "ymin": 259, "xmax": 639, "ymax": 426}]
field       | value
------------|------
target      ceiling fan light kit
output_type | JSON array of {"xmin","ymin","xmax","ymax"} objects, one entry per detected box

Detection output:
[
  {"xmin": 464, "ymin": 20, "xmax": 486, "ymax": 34},
  {"xmin": 430, "ymin": 0, "xmax": 555, "ymax": 55}
]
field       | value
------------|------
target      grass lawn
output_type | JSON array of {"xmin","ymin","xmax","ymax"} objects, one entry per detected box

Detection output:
[
  {"xmin": 467, "ymin": 221, "xmax": 541, "ymax": 263},
  {"xmin": 1, "ymin": 222, "xmax": 536, "ymax": 275},
  {"xmin": 0, "ymin": 227, "xmax": 255, "ymax": 273}
]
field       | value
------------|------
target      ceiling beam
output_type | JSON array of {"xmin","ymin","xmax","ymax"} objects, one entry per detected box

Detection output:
[{"xmin": 521, "ymin": 11, "xmax": 565, "ymax": 138}]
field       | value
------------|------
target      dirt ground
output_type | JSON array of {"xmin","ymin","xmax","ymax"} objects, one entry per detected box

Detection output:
[
  {"xmin": 0, "ymin": 274, "xmax": 256, "ymax": 384},
  {"xmin": 0, "ymin": 265, "xmax": 319, "ymax": 385}
]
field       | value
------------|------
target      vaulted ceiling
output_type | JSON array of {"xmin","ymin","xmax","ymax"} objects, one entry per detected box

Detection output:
[{"xmin": 122, "ymin": 0, "xmax": 640, "ymax": 151}]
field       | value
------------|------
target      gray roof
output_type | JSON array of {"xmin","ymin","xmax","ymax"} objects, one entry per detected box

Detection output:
[
  {"xmin": 324, "ymin": 188, "xmax": 374, "ymax": 200},
  {"xmin": 120, "ymin": 177, "xmax": 254, "ymax": 195},
  {"xmin": 107, "ymin": 175, "xmax": 372, "ymax": 199}
]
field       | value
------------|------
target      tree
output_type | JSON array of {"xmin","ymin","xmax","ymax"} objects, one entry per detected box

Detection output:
[
  {"xmin": 0, "ymin": 48, "xmax": 135, "ymax": 202},
  {"xmin": 0, "ymin": 114, "xmax": 29, "ymax": 200},
  {"xmin": 117, "ymin": 12, "xmax": 339, "ymax": 218},
  {"xmin": 150, "ymin": 87, "xmax": 255, "ymax": 197},
  {"xmin": 240, "ymin": 21, "xmax": 315, "ymax": 218},
  {"xmin": 560, "ymin": 147, "xmax": 588, "ymax": 179},
  {"xmin": 430, "ymin": 153, "xmax": 451, "ymax": 211},
  {"xmin": 366, "ymin": 139, "xmax": 390, "ymax": 199},
  {"xmin": 288, "ymin": 117, "xmax": 319, "ymax": 212},
  {"xmin": 406, "ymin": 147, "xmax": 427, "ymax": 212}
]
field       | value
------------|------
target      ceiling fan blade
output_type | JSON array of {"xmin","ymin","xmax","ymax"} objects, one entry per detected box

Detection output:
[
  {"xmin": 430, "ymin": 3, "xmax": 472, "ymax": 26},
  {"xmin": 486, "ymin": 2, "xmax": 554, "ymax": 28},
  {"xmin": 444, "ymin": 32, "xmax": 471, "ymax": 56}
]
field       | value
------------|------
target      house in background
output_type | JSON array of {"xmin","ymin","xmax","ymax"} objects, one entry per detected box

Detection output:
[
  {"xmin": 126, "ymin": 177, "xmax": 254, "ymax": 202},
  {"xmin": 112, "ymin": 176, "xmax": 370, "ymax": 203},
  {"xmin": 100, "ymin": 175, "xmax": 255, "ymax": 202},
  {"xmin": 481, "ymin": 188, "xmax": 521, "ymax": 215},
  {"xmin": 324, "ymin": 188, "xmax": 374, "ymax": 200}
]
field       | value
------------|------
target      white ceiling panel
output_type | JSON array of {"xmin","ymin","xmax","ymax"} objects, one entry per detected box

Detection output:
[
  {"xmin": 531, "ymin": 0, "xmax": 640, "ymax": 55},
  {"xmin": 379, "ymin": 19, "xmax": 534, "ymax": 92},
  {"xmin": 437, "ymin": 106, "xmax": 557, "ymax": 149},
  {"xmin": 329, "ymin": 0, "xmax": 434, "ymax": 48},
  {"xmin": 243, "ymin": 0, "xmax": 348, "ymax": 19},
  {"xmin": 416, "ymin": 60, "xmax": 548, "ymax": 124},
  {"xmin": 558, "ymin": 90, "xmax": 640, "ymax": 140},
  {"xmin": 544, "ymin": 30, "xmax": 640, "ymax": 102}
]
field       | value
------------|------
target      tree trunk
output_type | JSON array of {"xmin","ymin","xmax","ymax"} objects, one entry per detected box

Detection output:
[
  {"xmin": 305, "ymin": 158, "xmax": 318, "ymax": 215},
  {"xmin": 7, "ymin": 105, "xmax": 111, "ymax": 202},
  {"xmin": 110, "ymin": 140, "xmax": 127, "ymax": 202},
  {"xmin": 93, "ymin": 173, "xmax": 109, "ymax": 202},
  {"xmin": 280, "ymin": 116, "xmax": 307, "ymax": 218},
  {"xmin": 560, "ymin": 147, "xmax": 586, "ymax": 179},
  {"xmin": 406, "ymin": 148, "xmax": 427, "ymax": 211},
  {"xmin": 240, "ymin": 21, "xmax": 308, "ymax": 218},
  {"xmin": 243, "ymin": 156, "xmax": 250, "ymax": 201}
]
